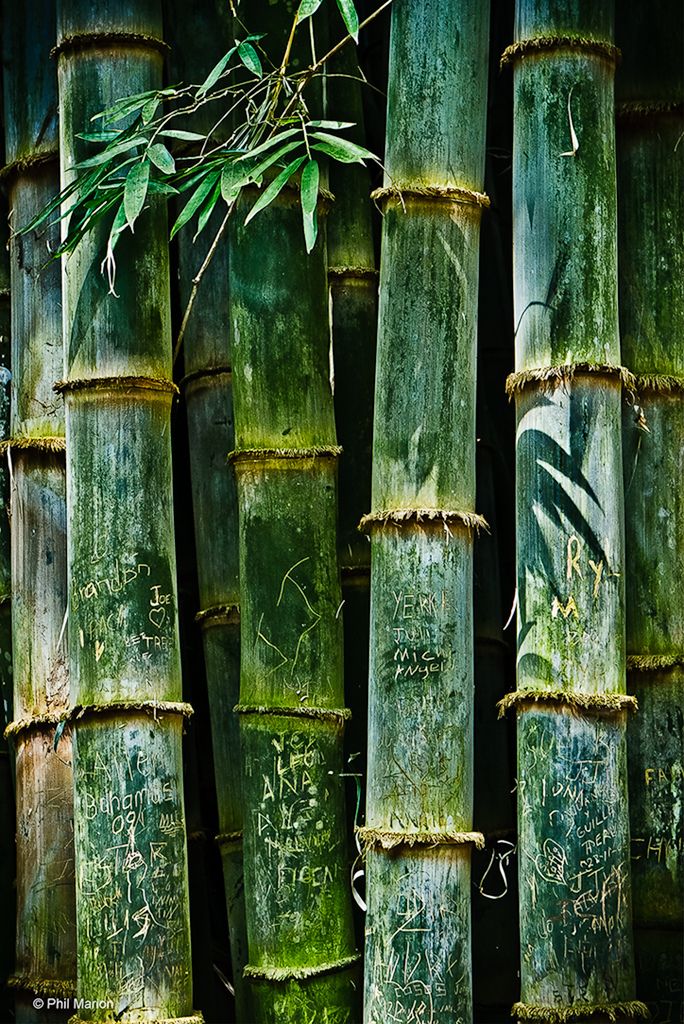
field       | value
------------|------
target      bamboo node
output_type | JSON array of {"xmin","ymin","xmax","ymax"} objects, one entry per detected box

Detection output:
[
  {"xmin": 617, "ymin": 100, "xmax": 684, "ymax": 122},
  {"xmin": 51, "ymin": 32, "xmax": 170, "ymax": 60},
  {"xmin": 180, "ymin": 365, "xmax": 232, "ymax": 390},
  {"xmin": 8, "ymin": 975, "xmax": 76, "ymax": 998},
  {"xmin": 70, "ymin": 1017, "xmax": 203, "ymax": 1024},
  {"xmin": 65, "ymin": 699, "xmax": 194, "ymax": 724},
  {"xmin": 359, "ymin": 507, "xmax": 489, "ymax": 535},
  {"xmin": 228, "ymin": 445, "xmax": 342, "ymax": 463},
  {"xmin": 195, "ymin": 603, "xmax": 240, "ymax": 627},
  {"xmin": 0, "ymin": 148, "xmax": 60, "ymax": 182},
  {"xmin": 328, "ymin": 265, "xmax": 379, "ymax": 281},
  {"xmin": 500, "ymin": 36, "xmax": 621, "ymax": 71},
  {"xmin": 506, "ymin": 363, "xmax": 637, "ymax": 399},
  {"xmin": 511, "ymin": 1000, "xmax": 650, "ymax": 1022},
  {"xmin": 628, "ymin": 653, "xmax": 684, "ymax": 672},
  {"xmin": 244, "ymin": 953, "xmax": 361, "ymax": 983},
  {"xmin": 234, "ymin": 703, "xmax": 351, "ymax": 725},
  {"xmin": 0, "ymin": 435, "xmax": 66, "ymax": 455},
  {"xmin": 54, "ymin": 375, "xmax": 179, "ymax": 396},
  {"xmin": 371, "ymin": 184, "xmax": 490, "ymax": 210},
  {"xmin": 497, "ymin": 689, "xmax": 638, "ymax": 718},
  {"xmin": 216, "ymin": 830, "xmax": 244, "ymax": 848},
  {"xmin": 4, "ymin": 712, "xmax": 65, "ymax": 739},
  {"xmin": 631, "ymin": 372, "xmax": 684, "ymax": 395},
  {"xmin": 357, "ymin": 827, "xmax": 485, "ymax": 852},
  {"xmin": 188, "ymin": 829, "xmax": 210, "ymax": 843}
]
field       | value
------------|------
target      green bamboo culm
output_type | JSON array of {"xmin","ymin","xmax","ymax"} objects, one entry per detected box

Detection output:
[
  {"xmin": 617, "ymin": 4, "xmax": 684, "ymax": 1019},
  {"xmin": 504, "ymin": 3, "xmax": 645, "ymax": 1020},
  {"xmin": 166, "ymin": 0, "xmax": 249, "ymax": 1013},
  {"xmin": 326, "ymin": 40, "xmax": 377, "ymax": 842},
  {"xmin": 56, "ymin": 3, "xmax": 197, "ymax": 1020},
  {"xmin": 2, "ymin": 1, "xmax": 76, "ymax": 1018},
  {"xmin": 229, "ymin": 3, "xmax": 358, "ymax": 1020},
  {"xmin": 361, "ymin": 4, "xmax": 489, "ymax": 1021},
  {"xmin": 0, "ymin": 167, "xmax": 15, "ymax": 1024}
]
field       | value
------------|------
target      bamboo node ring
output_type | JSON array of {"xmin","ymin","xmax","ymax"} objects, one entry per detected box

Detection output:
[
  {"xmin": 195, "ymin": 603, "xmax": 240, "ymax": 626},
  {"xmin": 228, "ymin": 445, "xmax": 342, "ymax": 463},
  {"xmin": 216, "ymin": 830, "xmax": 244, "ymax": 848},
  {"xmin": 505, "ymin": 363, "xmax": 637, "ymax": 398},
  {"xmin": 243, "ymin": 953, "xmax": 361, "ymax": 983},
  {"xmin": 500, "ymin": 36, "xmax": 621, "ymax": 71},
  {"xmin": 627, "ymin": 653, "xmax": 684, "ymax": 671},
  {"xmin": 8, "ymin": 975, "xmax": 76, "ymax": 998},
  {"xmin": 511, "ymin": 999, "xmax": 650, "ymax": 1022},
  {"xmin": 234, "ymin": 703, "xmax": 351, "ymax": 724},
  {"xmin": 359, "ymin": 508, "xmax": 489, "ymax": 535},
  {"xmin": 54, "ymin": 375, "xmax": 179, "ymax": 396},
  {"xmin": 371, "ymin": 184, "xmax": 490, "ymax": 210},
  {"xmin": 0, "ymin": 148, "xmax": 59, "ymax": 182},
  {"xmin": 497, "ymin": 689, "xmax": 638, "ymax": 718},
  {"xmin": 51, "ymin": 32, "xmax": 170, "ymax": 60},
  {"xmin": 64, "ymin": 699, "xmax": 194, "ymax": 724},
  {"xmin": 356, "ymin": 827, "xmax": 485, "ymax": 852},
  {"xmin": 180, "ymin": 365, "xmax": 232, "ymax": 390},
  {"xmin": 0, "ymin": 435, "xmax": 66, "ymax": 455},
  {"xmin": 4, "ymin": 712, "xmax": 64, "ymax": 740}
]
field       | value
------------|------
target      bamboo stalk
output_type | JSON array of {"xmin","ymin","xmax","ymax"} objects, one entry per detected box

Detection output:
[
  {"xmin": 228, "ymin": 4, "xmax": 358, "ymax": 1019},
  {"xmin": 165, "ymin": 2, "xmax": 249, "ymax": 1013},
  {"xmin": 362, "ymin": 4, "xmax": 489, "ymax": 1021},
  {"xmin": 56, "ymin": 4, "xmax": 196, "ymax": 1020},
  {"xmin": 2, "ymin": 2, "xmax": 76, "ymax": 1019},
  {"xmin": 505, "ymin": 3, "xmax": 644, "ymax": 1020},
  {"xmin": 617, "ymin": 6, "xmax": 684, "ymax": 1019}
]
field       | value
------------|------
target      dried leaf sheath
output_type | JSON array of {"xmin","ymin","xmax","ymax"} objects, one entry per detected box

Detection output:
[
  {"xmin": 57, "ymin": 4, "xmax": 194, "ymax": 1019},
  {"xmin": 228, "ymin": 4, "xmax": 358, "ymax": 1020},
  {"xmin": 2, "ymin": 2, "xmax": 76, "ymax": 1018},
  {"xmin": 617, "ymin": 5, "xmax": 684, "ymax": 1016},
  {"xmin": 509, "ymin": 2, "xmax": 640, "ymax": 1017},
  {"xmin": 362, "ymin": 4, "xmax": 489, "ymax": 1022}
]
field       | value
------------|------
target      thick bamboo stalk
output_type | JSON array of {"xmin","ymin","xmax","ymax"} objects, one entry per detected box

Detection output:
[
  {"xmin": 362, "ymin": 4, "xmax": 489, "ymax": 1022},
  {"xmin": 228, "ymin": 4, "xmax": 358, "ymax": 1020},
  {"xmin": 0, "ymin": 184, "xmax": 16, "ymax": 1024},
  {"xmin": 165, "ymin": 3, "xmax": 249, "ymax": 1015},
  {"xmin": 56, "ymin": 4, "xmax": 196, "ymax": 1020},
  {"xmin": 616, "ymin": 6, "xmax": 684, "ymax": 1020},
  {"xmin": 2, "ymin": 2, "xmax": 76, "ymax": 1019},
  {"xmin": 505, "ymin": 4, "xmax": 644, "ymax": 1020}
]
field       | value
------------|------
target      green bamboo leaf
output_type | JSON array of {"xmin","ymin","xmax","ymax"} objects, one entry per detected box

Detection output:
[
  {"xmin": 197, "ymin": 46, "xmax": 237, "ymax": 96},
  {"xmin": 308, "ymin": 120, "xmax": 355, "ymax": 129},
  {"xmin": 92, "ymin": 89, "xmax": 158, "ymax": 124},
  {"xmin": 123, "ymin": 160, "xmax": 150, "ymax": 230},
  {"xmin": 237, "ymin": 41, "xmax": 262, "ymax": 77},
  {"xmin": 244, "ymin": 155, "xmax": 306, "ymax": 225},
  {"xmin": 297, "ymin": 0, "xmax": 323, "ymax": 20},
  {"xmin": 310, "ymin": 131, "xmax": 374, "ymax": 163},
  {"xmin": 247, "ymin": 139, "xmax": 304, "ymax": 183},
  {"xmin": 194, "ymin": 179, "xmax": 223, "ymax": 241},
  {"xmin": 72, "ymin": 134, "xmax": 147, "ymax": 169},
  {"xmin": 300, "ymin": 159, "xmax": 319, "ymax": 215},
  {"xmin": 141, "ymin": 96, "xmax": 160, "ymax": 124},
  {"xmin": 221, "ymin": 164, "xmax": 247, "ymax": 203},
  {"xmin": 158, "ymin": 129, "xmax": 206, "ymax": 141},
  {"xmin": 147, "ymin": 143, "xmax": 176, "ymax": 175},
  {"xmin": 335, "ymin": 0, "xmax": 359, "ymax": 41},
  {"xmin": 238, "ymin": 128, "xmax": 301, "ymax": 161},
  {"xmin": 76, "ymin": 129, "xmax": 122, "ymax": 143},
  {"xmin": 147, "ymin": 180, "xmax": 180, "ymax": 196},
  {"xmin": 170, "ymin": 171, "xmax": 221, "ymax": 239}
]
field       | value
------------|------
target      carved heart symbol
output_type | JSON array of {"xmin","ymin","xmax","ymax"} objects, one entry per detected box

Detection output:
[{"xmin": 149, "ymin": 606, "xmax": 166, "ymax": 630}]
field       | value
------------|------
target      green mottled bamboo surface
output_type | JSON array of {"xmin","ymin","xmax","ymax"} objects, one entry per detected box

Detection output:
[
  {"xmin": 2, "ymin": 2, "xmax": 75, "ymax": 1019},
  {"xmin": 228, "ymin": 4, "xmax": 357, "ymax": 1019},
  {"xmin": 57, "ymin": 2, "xmax": 193, "ymax": 1019},
  {"xmin": 511, "ymin": 1, "xmax": 638, "ymax": 1015},
  {"xmin": 617, "ymin": 5, "xmax": 684, "ymax": 1019},
  {"xmin": 166, "ymin": 1, "xmax": 248, "ymax": 1010},
  {"xmin": 364, "ymin": 4, "xmax": 489, "ymax": 1022}
]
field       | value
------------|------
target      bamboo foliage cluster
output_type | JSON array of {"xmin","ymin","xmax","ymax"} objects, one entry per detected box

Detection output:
[{"xmin": 0, "ymin": 2, "xmax": 681, "ymax": 1024}]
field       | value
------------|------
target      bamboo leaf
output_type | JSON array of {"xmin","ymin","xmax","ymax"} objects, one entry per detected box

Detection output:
[
  {"xmin": 158, "ymin": 129, "xmax": 206, "ymax": 141},
  {"xmin": 194, "ymin": 179, "xmax": 223, "ymax": 241},
  {"xmin": 141, "ymin": 96, "xmax": 160, "ymax": 124},
  {"xmin": 247, "ymin": 139, "xmax": 304, "ymax": 182},
  {"xmin": 244, "ymin": 155, "xmax": 306, "ymax": 225},
  {"xmin": 308, "ymin": 120, "xmax": 355, "ymax": 129},
  {"xmin": 170, "ymin": 171, "xmax": 221, "ymax": 239},
  {"xmin": 335, "ymin": 0, "xmax": 359, "ymax": 41},
  {"xmin": 310, "ymin": 131, "xmax": 374, "ymax": 163},
  {"xmin": 123, "ymin": 160, "xmax": 150, "ymax": 230},
  {"xmin": 238, "ymin": 128, "xmax": 301, "ymax": 161},
  {"xmin": 237, "ymin": 41, "xmax": 262, "ymax": 78},
  {"xmin": 301, "ymin": 159, "xmax": 319, "ymax": 253},
  {"xmin": 197, "ymin": 46, "xmax": 237, "ymax": 96},
  {"xmin": 73, "ymin": 135, "xmax": 147, "ymax": 169},
  {"xmin": 76, "ymin": 129, "xmax": 122, "ymax": 143},
  {"xmin": 92, "ymin": 89, "xmax": 158, "ymax": 124},
  {"xmin": 297, "ymin": 0, "xmax": 323, "ymax": 21},
  {"xmin": 221, "ymin": 164, "xmax": 247, "ymax": 203},
  {"xmin": 147, "ymin": 143, "xmax": 176, "ymax": 175}
]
